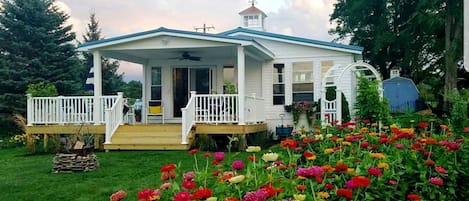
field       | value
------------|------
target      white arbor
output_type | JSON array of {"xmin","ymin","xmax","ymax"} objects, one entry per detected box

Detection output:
[{"xmin": 320, "ymin": 61, "xmax": 382, "ymax": 124}]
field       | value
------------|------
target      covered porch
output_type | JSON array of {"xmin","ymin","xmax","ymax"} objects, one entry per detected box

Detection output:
[{"xmin": 26, "ymin": 28, "xmax": 273, "ymax": 150}]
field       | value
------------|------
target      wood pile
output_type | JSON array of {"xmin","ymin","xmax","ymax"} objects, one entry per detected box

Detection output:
[{"xmin": 53, "ymin": 153, "xmax": 99, "ymax": 173}]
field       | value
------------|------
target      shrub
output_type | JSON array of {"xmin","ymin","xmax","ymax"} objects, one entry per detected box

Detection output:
[{"xmin": 26, "ymin": 82, "xmax": 58, "ymax": 97}]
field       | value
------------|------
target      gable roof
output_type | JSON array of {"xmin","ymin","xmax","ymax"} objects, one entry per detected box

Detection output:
[
  {"xmin": 239, "ymin": 6, "xmax": 266, "ymax": 16},
  {"xmin": 219, "ymin": 27, "xmax": 363, "ymax": 54},
  {"xmin": 78, "ymin": 27, "xmax": 255, "ymax": 50}
]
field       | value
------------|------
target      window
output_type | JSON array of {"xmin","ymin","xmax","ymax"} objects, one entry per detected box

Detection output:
[
  {"xmin": 321, "ymin": 60, "xmax": 334, "ymax": 84},
  {"xmin": 292, "ymin": 62, "xmax": 314, "ymax": 102},
  {"xmin": 273, "ymin": 64, "xmax": 285, "ymax": 105},
  {"xmin": 244, "ymin": 15, "xmax": 259, "ymax": 27},
  {"xmin": 151, "ymin": 67, "xmax": 162, "ymax": 106}
]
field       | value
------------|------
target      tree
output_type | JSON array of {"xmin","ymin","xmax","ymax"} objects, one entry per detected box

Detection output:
[
  {"xmin": 122, "ymin": 80, "xmax": 142, "ymax": 100},
  {"xmin": 82, "ymin": 13, "xmax": 125, "ymax": 95},
  {"xmin": 330, "ymin": 0, "xmax": 463, "ymax": 112},
  {"xmin": 0, "ymin": 0, "xmax": 81, "ymax": 137}
]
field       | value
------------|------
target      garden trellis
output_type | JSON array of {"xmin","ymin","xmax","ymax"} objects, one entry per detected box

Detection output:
[{"xmin": 320, "ymin": 61, "xmax": 382, "ymax": 124}]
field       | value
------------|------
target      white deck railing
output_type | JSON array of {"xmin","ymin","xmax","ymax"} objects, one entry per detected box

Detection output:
[
  {"xmin": 104, "ymin": 93, "xmax": 124, "ymax": 144},
  {"xmin": 181, "ymin": 91, "xmax": 197, "ymax": 144},
  {"xmin": 194, "ymin": 94, "xmax": 239, "ymax": 123},
  {"xmin": 245, "ymin": 94, "xmax": 265, "ymax": 124},
  {"xmin": 26, "ymin": 94, "xmax": 118, "ymax": 125},
  {"xmin": 323, "ymin": 100, "xmax": 337, "ymax": 123}
]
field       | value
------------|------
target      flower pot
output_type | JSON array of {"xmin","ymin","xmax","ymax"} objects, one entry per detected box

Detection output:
[{"xmin": 295, "ymin": 113, "xmax": 310, "ymax": 131}]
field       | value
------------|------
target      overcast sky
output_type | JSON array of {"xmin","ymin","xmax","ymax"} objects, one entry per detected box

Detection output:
[{"xmin": 56, "ymin": 0, "xmax": 339, "ymax": 82}]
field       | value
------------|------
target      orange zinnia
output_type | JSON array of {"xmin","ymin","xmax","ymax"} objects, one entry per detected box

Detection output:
[{"xmin": 280, "ymin": 139, "xmax": 298, "ymax": 149}]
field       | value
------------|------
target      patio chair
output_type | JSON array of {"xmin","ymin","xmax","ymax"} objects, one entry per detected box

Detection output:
[{"xmin": 148, "ymin": 101, "xmax": 164, "ymax": 124}]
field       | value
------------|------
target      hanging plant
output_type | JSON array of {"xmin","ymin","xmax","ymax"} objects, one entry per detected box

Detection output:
[{"xmin": 285, "ymin": 101, "xmax": 318, "ymax": 126}]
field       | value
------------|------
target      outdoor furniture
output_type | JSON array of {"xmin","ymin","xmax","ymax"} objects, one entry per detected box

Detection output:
[{"xmin": 147, "ymin": 101, "xmax": 164, "ymax": 124}]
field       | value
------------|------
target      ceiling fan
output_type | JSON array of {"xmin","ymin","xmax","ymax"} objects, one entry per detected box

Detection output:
[{"xmin": 169, "ymin": 52, "xmax": 201, "ymax": 61}]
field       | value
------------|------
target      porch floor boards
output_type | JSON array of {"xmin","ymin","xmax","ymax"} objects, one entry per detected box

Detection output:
[{"xmin": 25, "ymin": 123, "xmax": 268, "ymax": 151}]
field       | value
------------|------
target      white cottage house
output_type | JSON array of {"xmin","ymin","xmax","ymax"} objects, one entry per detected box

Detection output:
[{"xmin": 26, "ymin": 4, "xmax": 365, "ymax": 150}]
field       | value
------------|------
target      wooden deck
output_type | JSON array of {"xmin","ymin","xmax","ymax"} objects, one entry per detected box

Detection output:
[{"xmin": 25, "ymin": 123, "xmax": 267, "ymax": 150}]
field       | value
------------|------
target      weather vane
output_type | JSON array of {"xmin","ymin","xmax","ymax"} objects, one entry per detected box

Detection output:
[{"xmin": 249, "ymin": 0, "xmax": 257, "ymax": 6}]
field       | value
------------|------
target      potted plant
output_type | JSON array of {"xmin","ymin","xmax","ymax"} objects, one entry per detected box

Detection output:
[{"xmin": 285, "ymin": 101, "xmax": 318, "ymax": 128}]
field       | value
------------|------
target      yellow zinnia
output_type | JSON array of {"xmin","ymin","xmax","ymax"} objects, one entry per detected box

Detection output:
[
  {"xmin": 370, "ymin": 153, "xmax": 386, "ymax": 159},
  {"xmin": 378, "ymin": 162, "xmax": 389, "ymax": 169},
  {"xmin": 228, "ymin": 175, "xmax": 245, "ymax": 184},
  {"xmin": 246, "ymin": 146, "xmax": 261, "ymax": 152},
  {"xmin": 262, "ymin": 153, "xmax": 279, "ymax": 162},
  {"xmin": 324, "ymin": 148, "xmax": 335, "ymax": 154},
  {"xmin": 317, "ymin": 191, "xmax": 330, "ymax": 199},
  {"xmin": 206, "ymin": 197, "xmax": 217, "ymax": 201},
  {"xmin": 293, "ymin": 194, "xmax": 306, "ymax": 201}
]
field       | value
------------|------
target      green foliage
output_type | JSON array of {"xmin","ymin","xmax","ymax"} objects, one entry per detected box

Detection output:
[
  {"xmin": 330, "ymin": 0, "xmax": 464, "ymax": 111},
  {"xmin": 0, "ymin": 0, "xmax": 81, "ymax": 137},
  {"xmin": 122, "ymin": 80, "xmax": 142, "ymax": 100},
  {"xmin": 223, "ymin": 80, "xmax": 237, "ymax": 94},
  {"xmin": 417, "ymin": 82, "xmax": 438, "ymax": 108},
  {"xmin": 355, "ymin": 76, "xmax": 391, "ymax": 124},
  {"xmin": 26, "ymin": 82, "xmax": 58, "ymax": 97},
  {"xmin": 81, "ymin": 13, "xmax": 126, "ymax": 95},
  {"xmin": 193, "ymin": 135, "xmax": 217, "ymax": 151},
  {"xmin": 448, "ymin": 89, "xmax": 469, "ymax": 131}
]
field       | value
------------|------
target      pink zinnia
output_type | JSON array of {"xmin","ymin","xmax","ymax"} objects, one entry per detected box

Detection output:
[
  {"xmin": 388, "ymin": 180, "xmax": 397, "ymax": 185},
  {"xmin": 345, "ymin": 179, "xmax": 359, "ymax": 189},
  {"xmin": 296, "ymin": 166, "xmax": 324, "ymax": 178},
  {"xmin": 232, "ymin": 160, "xmax": 245, "ymax": 170},
  {"xmin": 244, "ymin": 189, "xmax": 269, "ymax": 201},
  {"xmin": 213, "ymin": 152, "xmax": 225, "ymax": 161},
  {"xmin": 183, "ymin": 171, "xmax": 195, "ymax": 181},
  {"xmin": 395, "ymin": 144, "xmax": 404, "ymax": 149},
  {"xmin": 435, "ymin": 166, "xmax": 447, "ymax": 174},
  {"xmin": 368, "ymin": 167, "xmax": 383, "ymax": 177},
  {"xmin": 429, "ymin": 177, "xmax": 444, "ymax": 186}
]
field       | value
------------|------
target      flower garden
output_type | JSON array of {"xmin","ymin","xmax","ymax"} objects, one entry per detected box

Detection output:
[{"xmin": 110, "ymin": 121, "xmax": 468, "ymax": 201}]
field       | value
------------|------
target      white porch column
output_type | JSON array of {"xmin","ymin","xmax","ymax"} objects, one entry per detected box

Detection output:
[
  {"xmin": 336, "ymin": 89, "xmax": 342, "ymax": 124},
  {"xmin": 142, "ymin": 64, "xmax": 148, "ymax": 124},
  {"xmin": 93, "ymin": 50, "xmax": 102, "ymax": 125},
  {"xmin": 465, "ymin": 0, "xmax": 469, "ymax": 72},
  {"xmin": 237, "ymin": 46, "xmax": 246, "ymax": 125}
]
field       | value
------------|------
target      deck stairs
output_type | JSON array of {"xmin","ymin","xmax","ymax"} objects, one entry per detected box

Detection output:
[{"xmin": 103, "ymin": 124, "xmax": 193, "ymax": 150}]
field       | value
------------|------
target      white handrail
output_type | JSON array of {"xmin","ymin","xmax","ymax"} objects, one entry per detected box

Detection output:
[
  {"xmin": 194, "ymin": 94, "xmax": 239, "ymax": 123},
  {"xmin": 26, "ymin": 94, "xmax": 118, "ymax": 125},
  {"xmin": 104, "ymin": 92, "xmax": 124, "ymax": 144},
  {"xmin": 181, "ymin": 91, "xmax": 197, "ymax": 144}
]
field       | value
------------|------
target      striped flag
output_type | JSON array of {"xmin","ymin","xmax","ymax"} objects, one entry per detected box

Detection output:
[{"xmin": 85, "ymin": 66, "xmax": 94, "ymax": 93}]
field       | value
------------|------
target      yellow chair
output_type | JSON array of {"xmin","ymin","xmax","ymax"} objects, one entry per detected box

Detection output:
[{"xmin": 147, "ymin": 102, "xmax": 164, "ymax": 124}]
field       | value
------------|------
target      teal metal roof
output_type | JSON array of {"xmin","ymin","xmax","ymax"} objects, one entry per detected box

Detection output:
[
  {"xmin": 78, "ymin": 27, "xmax": 254, "ymax": 49},
  {"xmin": 219, "ymin": 27, "xmax": 364, "ymax": 52}
]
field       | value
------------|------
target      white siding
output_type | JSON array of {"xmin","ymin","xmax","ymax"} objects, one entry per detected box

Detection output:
[{"xmin": 245, "ymin": 58, "xmax": 263, "ymax": 96}]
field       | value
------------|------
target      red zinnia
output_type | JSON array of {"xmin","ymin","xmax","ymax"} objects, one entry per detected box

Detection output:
[
  {"xmin": 337, "ymin": 188, "xmax": 353, "ymax": 199},
  {"xmin": 280, "ymin": 139, "xmax": 298, "ymax": 149},
  {"xmin": 435, "ymin": 166, "xmax": 447, "ymax": 174},
  {"xmin": 418, "ymin": 122, "xmax": 428, "ymax": 129},
  {"xmin": 368, "ymin": 167, "xmax": 383, "ymax": 177},
  {"xmin": 181, "ymin": 180, "xmax": 196, "ymax": 190},
  {"xmin": 188, "ymin": 149, "xmax": 199, "ymax": 155},
  {"xmin": 160, "ymin": 164, "xmax": 176, "ymax": 172},
  {"xmin": 429, "ymin": 177, "xmax": 444, "ymax": 186},
  {"xmin": 325, "ymin": 183, "xmax": 335, "ymax": 189},
  {"xmin": 191, "ymin": 187, "xmax": 212, "ymax": 200},
  {"xmin": 407, "ymin": 194, "xmax": 421, "ymax": 200},
  {"xmin": 335, "ymin": 164, "xmax": 348, "ymax": 172},
  {"xmin": 464, "ymin": 127, "xmax": 469, "ymax": 133},
  {"xmin": 296, "ymin": 185, "xmax": 307, "ymax": 191},
  {"xmin": 352, "ymin": 176, "xmax": 371, "ymax": 187},
  {"xmin": 173, "ymin": 192, "xmax": 191, "ymax": 201},
  {"xmin": 247, "ymin": 155, "xmax": 257, "ymax": 161}
]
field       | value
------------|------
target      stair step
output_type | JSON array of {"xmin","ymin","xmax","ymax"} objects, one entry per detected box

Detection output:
[
  {"xmin": 104, "ymin": 143, "xmax": 190, "ymax": 150},
  {"xmin": 113, "ymin": 132, "xmax": 182, "ymax": 137},
  {"xmin": 111, "ymin": 137, "xmax": 182, "ymax": 144},
  {"xmin": 118, "ymin": 125, "xmax": 181, "ymax": 132}
]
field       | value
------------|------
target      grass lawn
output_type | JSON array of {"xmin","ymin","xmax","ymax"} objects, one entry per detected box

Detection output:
[{"xmin": 0, "ymin": 147, "xmax": 248, "ymax": 201}]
